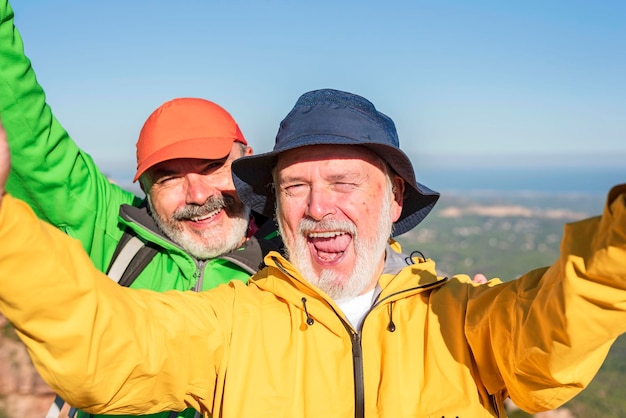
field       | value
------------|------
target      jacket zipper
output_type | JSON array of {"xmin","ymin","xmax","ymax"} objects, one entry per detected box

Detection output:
[
  {"xmin": 193, "ymin": 260, "xmax": 207, "ymax": 292},
  {"xmin": 351, "ymin": 331, "xmax": 365, "ymax": 418},
  {"xmin": 347, "ymin": 278, "xmax": 449, "ymax": 417},
  {"xmin": 272, "ymin": 256, "xmax": 449, "ymax": 418}
]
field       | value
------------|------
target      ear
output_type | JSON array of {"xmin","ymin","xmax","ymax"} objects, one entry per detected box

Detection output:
[{"xmin": 390, "ymin": 176, "xmax": 404, "ymax": 222}]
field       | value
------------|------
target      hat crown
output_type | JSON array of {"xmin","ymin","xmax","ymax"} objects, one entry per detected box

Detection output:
[
  {"xmin": 275, "ymin": 89, "xmax": 400, "ymax": 151},
  {"xmin": 133, "ymin": 98, "xmax": 247, "ymax": 181}
]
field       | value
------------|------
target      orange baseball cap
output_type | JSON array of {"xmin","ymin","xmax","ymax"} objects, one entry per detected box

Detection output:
[{"xmin": 133, "ymin": 97, "xmax": 248, "ymax": 182}]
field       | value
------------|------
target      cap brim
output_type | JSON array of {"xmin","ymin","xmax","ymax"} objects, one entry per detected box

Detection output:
[{"xmin": 134, "ymin": 137, "xmax": 236, "ymax": 182}]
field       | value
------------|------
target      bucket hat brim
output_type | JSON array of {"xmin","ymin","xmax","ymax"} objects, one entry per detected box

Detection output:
[{"xmin": 232, "ymin": 89, "xmax": 439, "ymax": 236}]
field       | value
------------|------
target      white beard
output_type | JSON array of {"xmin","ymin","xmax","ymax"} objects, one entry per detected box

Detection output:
[{"xmin": 277, "ymin": 183, "xmax": 394, "ymax": 301}]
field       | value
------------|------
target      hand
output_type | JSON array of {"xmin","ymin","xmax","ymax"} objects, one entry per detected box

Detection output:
[
  {"xmin": 0, "ymin": 119, "xmax": 10, "ymax": 201},
  {"xmin": 472, "ymin": 273, "xmax": 488, "ymax": 284}
]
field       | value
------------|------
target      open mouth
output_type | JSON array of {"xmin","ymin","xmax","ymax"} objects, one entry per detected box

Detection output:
[
  {"xmin": 189, "ymin": 207, "xmax": 224, "ymax": 223},
  {"xmin": 174, "ymin": 195, "xmax": 235, "ymax": 224},
  {"xmin": 307, "ymin": 230, "xmax": 352, "ymax": 264}
]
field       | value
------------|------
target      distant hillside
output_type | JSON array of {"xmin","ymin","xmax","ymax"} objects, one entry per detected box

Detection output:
[{"xmin": 397, "ymin": 190, "xmax": 603, "ymax": 280}]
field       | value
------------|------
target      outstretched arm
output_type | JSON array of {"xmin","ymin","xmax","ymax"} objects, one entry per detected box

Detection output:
[
  {"xmin": 466, "ymin": 185, "xmax": 626, "ymax": 412},
  {"xmin": 0, "ymin": 0, "xmax": 140, "ymax": 257}
]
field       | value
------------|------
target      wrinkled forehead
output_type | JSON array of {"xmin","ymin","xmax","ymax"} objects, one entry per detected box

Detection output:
[{"xmin": 275, "ymin": 144, "xmax": 388, "ymax": 174}]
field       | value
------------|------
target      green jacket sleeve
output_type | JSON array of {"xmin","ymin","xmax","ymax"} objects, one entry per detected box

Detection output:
[{"xmin": 0, "ymin": 0, "xmax": 141, "ymax": 268}]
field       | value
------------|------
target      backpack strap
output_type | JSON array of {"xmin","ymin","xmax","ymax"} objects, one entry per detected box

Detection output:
[
  {"xmin": 45, "ymin": 229, "xmax": 159, "ymax": 418},
  {"xmin": 106, "ymin": 235, "xmax": 145, "ymax": 283},
  {"xmin": 44, "ymin": 395, "xmax": 65, "ymax": 418},
  {"xmin": 106, "ymin": 229, "xmax": 159, "ymax": 287}
]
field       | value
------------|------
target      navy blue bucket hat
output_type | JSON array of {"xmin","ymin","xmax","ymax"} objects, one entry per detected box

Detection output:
[{"xmin": 232, "ymin": 89, "xmax": 440, "ymax": 236}]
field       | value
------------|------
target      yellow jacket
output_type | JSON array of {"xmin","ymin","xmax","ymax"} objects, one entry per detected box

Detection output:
[{"xmin": 1, "ymin": 186, "xmax": 626, "ymax": 417}]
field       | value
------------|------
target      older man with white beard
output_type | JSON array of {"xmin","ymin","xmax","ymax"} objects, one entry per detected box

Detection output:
[
  {"xmin": 273, "ymin": 144, "xmax": 399, "ymax": 326},
  {"xmin": 2, "ymin": 89, "xmax": 626, "ymax": 418}
]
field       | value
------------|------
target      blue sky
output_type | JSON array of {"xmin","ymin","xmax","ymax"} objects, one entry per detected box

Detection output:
[{"xmin": 9, "ymin": 0, "xmax": 626, "ymax": 184}]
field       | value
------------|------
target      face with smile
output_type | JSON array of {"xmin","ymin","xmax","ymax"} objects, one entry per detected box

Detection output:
[
  {"xmin": 274, "ymin": 145, "xmax": 405, "ymax": 300},
  {"xmin": 141, "ymin": 142, "xmax": 253, "ymax": 259}
]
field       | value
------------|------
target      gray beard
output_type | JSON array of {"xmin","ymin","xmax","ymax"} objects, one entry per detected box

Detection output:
[{"xmin": 147, "ymin": 195, "xmax": 251, "ymax": 260}]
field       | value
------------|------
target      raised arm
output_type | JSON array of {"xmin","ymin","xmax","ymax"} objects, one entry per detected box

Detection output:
[{"xmin": 0, "ymin": 0, "xmax": 140, "ymax": 252}]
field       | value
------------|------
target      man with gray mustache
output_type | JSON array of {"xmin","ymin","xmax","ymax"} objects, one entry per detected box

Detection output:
[
  {"xmin": 0, "ymin": 2, "xmax": 280, "ymax": 418},
  {"xmin": 160, "ymin": 194, "xmax": 251, "ymax": 260}
]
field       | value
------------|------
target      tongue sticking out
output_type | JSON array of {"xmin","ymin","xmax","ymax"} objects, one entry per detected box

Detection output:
[{"xmin": 310, "ymin": 234, "xmax": 352, "ymax": 263}]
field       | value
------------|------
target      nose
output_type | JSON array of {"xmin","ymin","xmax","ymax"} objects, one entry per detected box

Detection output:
[
  {"xmin": 305, "ymin": 186, "xmax": 336, "ymax": 221},
  {"xmin": 184, "ymin": 173, "xmax": 215, "ymax": 205}
]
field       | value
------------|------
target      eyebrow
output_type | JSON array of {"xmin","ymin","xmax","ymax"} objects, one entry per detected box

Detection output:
[{"xmin": 279, "ymin": 171, "xmax": 364, "ymax": 184}]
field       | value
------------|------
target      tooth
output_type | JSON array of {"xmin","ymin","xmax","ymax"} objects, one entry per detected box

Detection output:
[
  {"xmin": 191, "ymin": 208, "xmax": 221, "ymax": 222},
  {"xmin": 308, "ymin": 231, "xmax": 347, "ymax": 238}
]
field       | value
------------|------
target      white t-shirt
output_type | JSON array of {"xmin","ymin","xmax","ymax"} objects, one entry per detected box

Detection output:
[
  {"xmin": 337, "ymin": 289, "xmax": 377, "ymax": 329},
  {"xmin": 336, "ymin": 245, "xmax": 409, "ymax": 329}
]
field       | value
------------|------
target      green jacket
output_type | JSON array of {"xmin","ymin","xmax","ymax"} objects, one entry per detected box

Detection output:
[{"xmin": 0, "ymin": 2, "xmax": 280, "ymax": 417}]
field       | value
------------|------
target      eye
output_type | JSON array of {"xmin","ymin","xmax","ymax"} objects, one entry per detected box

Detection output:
[
  {"xmin": 156, "ymin": 175, "xmax": 174, "ymax": 184},
  {"xmin": 282, "ymin": 183, "xmax": 308, "ymax": 197},
  {"xmin": 285, "ymin": 183, "xmax": 304, "ymax": 191},
  {"xmin": 334, "ymin": 182, "xmax": 357, "ymax": 192},
  {"xmin": 154, "ymin": 174, "xmax": 183, "ymax": 186},
  {"xmin": 202, "ymin": 160, "xmax": 224, "ymax": 174}
]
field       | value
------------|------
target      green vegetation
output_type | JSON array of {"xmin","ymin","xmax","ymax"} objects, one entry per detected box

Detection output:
[
  {"xmin": 397, "ymin": 191, "xmax": 601, "ymax": 280},
  {"xmin": 397, "ymin": 190, "xmax": 626, "ymax": 417}
]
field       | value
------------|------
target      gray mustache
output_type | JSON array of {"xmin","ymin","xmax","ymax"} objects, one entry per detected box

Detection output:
[
  {"xmin": 298, "ymin": 218, "xmax": 357, "ymax": 235},
  {"xmin": 172, "ymin": 195, "xmax": 236, "ymax": 221}
]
